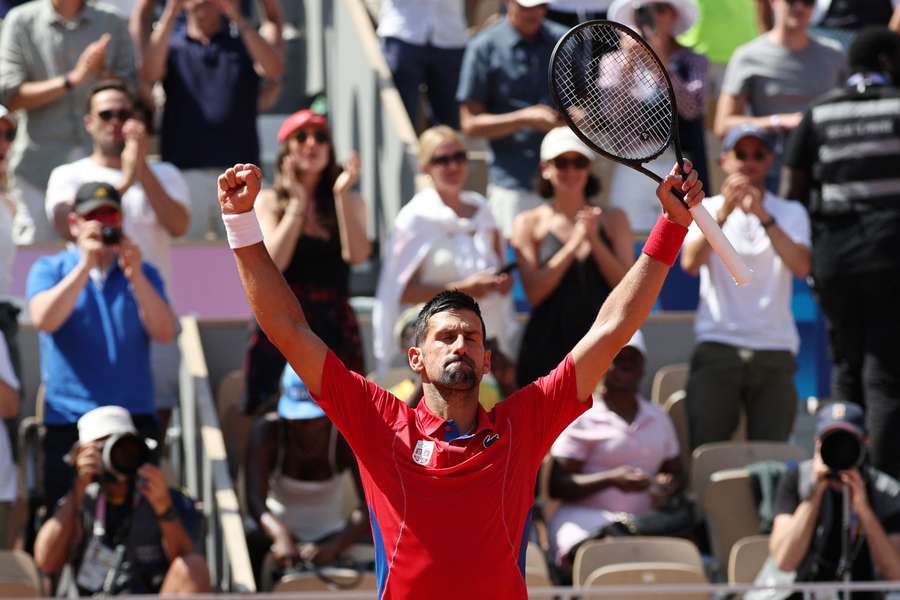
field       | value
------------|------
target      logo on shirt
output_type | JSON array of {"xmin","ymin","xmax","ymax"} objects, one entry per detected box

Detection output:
[
  {"xmin": 483, "ymin": 433, "xmax": 501, "ymax": 448},
  {"xmin": 412, "ymin": 440, "xmax": 435, "ymax": 465}
]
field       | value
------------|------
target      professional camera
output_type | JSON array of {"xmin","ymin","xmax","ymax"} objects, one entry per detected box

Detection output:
[
  {"xmin": 820, "ymin": 428, "xmax": 865, "ymax": 473},
  {"xmin": 101, "ymin": 226, "xmax": 123, "ymax": 246},
  {"xmin": 101, "ymin": 432, "xmax": 150, "ymax": 479}
]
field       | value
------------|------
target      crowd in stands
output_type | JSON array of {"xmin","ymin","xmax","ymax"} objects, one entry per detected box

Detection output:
[{"xmin": 1, "ymin": 0, "xmax": 900, "ymax": 596}]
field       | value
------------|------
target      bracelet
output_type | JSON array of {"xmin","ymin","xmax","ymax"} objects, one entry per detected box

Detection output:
[
  {"xmin": 223, "ymin": 210, "xmax": 264, "ymax": 249},
  {"xmin": 761, "ymin": 216, "xmax": 777, "ymax": 229},
  {"xmin": 63, "ymin": 74, "xmax": 73, "ymax": 92},
  {"xmin": 642, "ymin": 216, "xmax": 688, "ymax": 267}
]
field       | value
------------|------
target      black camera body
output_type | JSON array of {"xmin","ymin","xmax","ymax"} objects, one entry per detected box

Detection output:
[
  {"xmin": 101, "ymin": 432, "xmax": 150, "ymax": 480},
  {"xmin": 101, "ymin": 226, "xmax": 123, "ymax": 246},
  {"xmin": 820, "ymin": 428, "xmax": 865, "ymax": 473}
]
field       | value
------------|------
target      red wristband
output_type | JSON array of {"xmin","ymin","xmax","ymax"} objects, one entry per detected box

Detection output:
[{"xmin": 642, "ymin": 216, "xmax": 688, "ymax": 267}]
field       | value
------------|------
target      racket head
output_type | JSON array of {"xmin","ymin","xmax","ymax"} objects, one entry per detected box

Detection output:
[{"xmin": 548, "ymin": 20, "xmax": 682, "ymax": 171}]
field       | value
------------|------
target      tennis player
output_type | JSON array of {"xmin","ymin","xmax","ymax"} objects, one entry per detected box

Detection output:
[{"xmin": 217, "ymin": 160, "xmax": 703, "ymax": 599}]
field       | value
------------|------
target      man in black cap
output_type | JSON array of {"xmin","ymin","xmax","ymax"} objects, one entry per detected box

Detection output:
[
  {"xmin": 770, "ymin": 402, "xmax": 900, "ymax": 596},
  {"xmin": 26, "ymin": 181, "xmax": 177, "ymax": 513}
]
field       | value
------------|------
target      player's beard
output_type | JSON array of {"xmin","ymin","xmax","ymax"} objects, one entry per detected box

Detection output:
[{"xmin": 437, "ymin": 356, "xmax": 477, "ymax": 390}]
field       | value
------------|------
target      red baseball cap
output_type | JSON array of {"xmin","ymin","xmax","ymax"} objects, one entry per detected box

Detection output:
[{"xmin": 277, "ymin": 109, "xmax": 329, "ymax": 144}]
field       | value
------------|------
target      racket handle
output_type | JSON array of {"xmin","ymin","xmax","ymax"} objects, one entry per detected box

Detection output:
[{"xmin": 689, "ymin": 204, "xmax": 752, "ymax": 286}]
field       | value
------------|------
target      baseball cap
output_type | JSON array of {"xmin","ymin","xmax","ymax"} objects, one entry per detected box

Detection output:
[
  {"xmin": 277, "ymin": 109, "xmax": 330, "ymax": 144},
  {"xmin": 722, "ymin": 124, "xmax": 774, "ymax": 153},
  {"xmin": 816, "ymin": 402, "xmax": 866, "ymax": 438},
  {"xmin": 73, "ymin": 182, "xmax": 122, "ymax": 216},
  {"xmin": 77, "ymin": 406, "xmax": 137, "ymax": 444},
  {"xmin": 0, "ymin": 105, "xmax": 14, "ymax": 128},
  {"xmin": 623, "ymin": 330, "xmax": 647, "ymax": 357},
  {"xmin": 540, "ymin": 127, "xmax": 597, "ymax": 162},
  {"xmin": 514, "ymin": 0, "xmax": 550, "ymax": 6},
  {"xmin": 277, "ymin": 364, "xmax": 326, "ymax": 420}
]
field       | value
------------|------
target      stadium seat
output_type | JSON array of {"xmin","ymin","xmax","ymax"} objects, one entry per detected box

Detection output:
[
  {"xmin": 663, "ymin": 390, "xmax": 692, "ymax": 476},
  {"xmin": 272, "ymin": 568, "xmax": 379, "ymax": 592},
  {"xmin": 524, "ymin": 542, "xmax": 553, "ymax": 588},
  {"xmin": 690, "ymin": 442, "xmax": 806, "ymax": 506},
  {"xmin": 651, "ymin": 363, "xmax": 689, "ymax": 406},
  {"xmin": 532, "ymin": 454, "xmax": 560, "ymax": 554},
  {"xmin": 580, "ymin": 561, "xmax": 708, "ymax": 600},
  {"xmin": 572, "ymin": 537, "xmax": 703, "ymax": 587},
  {"xmin": 216, "ymin": 369, "xmax": 253, "ymax": 482},
  {"xmin": 0, "ymin": 550, "xmax": 41, "ymax": 597},
  {"xmin": 702, "ymin": 468, "xmax": 760, "ymax": 570},
  {"xmin": 728, "ymin": 535, "xmax": 770, "ymax": 585}
]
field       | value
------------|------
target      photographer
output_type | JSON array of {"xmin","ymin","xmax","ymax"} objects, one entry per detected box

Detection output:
[
  {"xmin": 34, "ymin": 406, "xmax": 209, "ymax": 594},
  {"xmin": 27, "ymin": 181, "xmax": 177, "ymax": 513},
  {"xmin": 770, "ymin": 402, "xmax": 900, "ymax": 598}
]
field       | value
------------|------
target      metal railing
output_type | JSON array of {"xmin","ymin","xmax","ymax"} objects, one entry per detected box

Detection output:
[
  {"xmin": 302, "ymin": 0, "xmax": 419, "ymax": 249},
  {"xmin": 173, "ymin": 316, "xmax": 256, "ymax": 593}
]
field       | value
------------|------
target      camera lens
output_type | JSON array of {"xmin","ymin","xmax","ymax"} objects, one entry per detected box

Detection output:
[
  {"xmin": 103, "ymin": 433, "xmax": 149, "ymax": 478},
  {"xmin": 101, "ymin": 226, "xmax": 122, "ymax": 246},
  {"xmin": 820, "ymin": 429, "xmax": 864, "ymax": 472}
]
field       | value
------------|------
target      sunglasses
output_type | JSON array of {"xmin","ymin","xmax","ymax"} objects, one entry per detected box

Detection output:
[
  {"xmin": 785, "ymin": 0, "xmax": 815, "ymax": 6},
  {"xmin": 97, "ymin": 109, "xmax": 133, "ymax": 122},
  {"xmin": 430, "ymin": 150, "xmax": 468, "ymax": 167},
  {"xmin": 296, "ymin": 130, "xmax": 330, "ymax": 145},
  {"xmin": 82, "ymin": 207, "xmax": 121, "ymax": 225},
  {"xmin": 551, "ymin": 155, "xmax": 591, "ymax": 170},
  {"xmin": 734, "ymin": 149, "xmax": 769, "ymax": 162}
]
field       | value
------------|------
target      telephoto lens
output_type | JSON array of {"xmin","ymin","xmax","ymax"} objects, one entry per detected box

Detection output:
[
  {"xmin": 820, "ymin": 428, "xmax": 865, "ymax": 472},
  {"xmin": 101, "ymin": 226, "xmax": 123, "ymax": 246},
  {"xmin": 102, "ymin": 432, "xmax": 150, "ymax": 479}
]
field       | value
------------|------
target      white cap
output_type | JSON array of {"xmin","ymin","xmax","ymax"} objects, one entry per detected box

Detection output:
[
  {"xmin": 623, "ymin": 329, "xmax": 647, "ymax": 357},
  {"xmin": 514, "ymin": 0, "xmax": 551, "ymax": 6},
  {"xmin": 77, "ymin": 406, "xmax": 136, "ymax": 444},
  {"xmin": 607, "ymin": 0, "xmax": 699, "ymax": 37},
  {"xmin": 0, "ymin": 105, "xmax": 13, "ymax": 126},
  {"xmin": 540, "ymin": 127, "xmax": 597, "ymax": 162}
]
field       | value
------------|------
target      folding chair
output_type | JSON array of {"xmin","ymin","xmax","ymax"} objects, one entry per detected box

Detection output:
[
  {"xmin": 0, "ymin": 549, "xmax": 41, "ymax": 597},
  {"xmin": 729, "ymin": 535, "xmax": 770, "ymax": 585},
  {"xmin": 524, "ymin": 542, "xmax": 553, "ymax": 588},
  {"xmin": 703, "ymin": 468, "xmax": 761, "ymax": 570},
  {"xmin": 572, "ymin": 536, "xmax": 703, "ymax": 587},
  {"xmin": 581, "ymin": 561, "xmax": 708, "ymax": 600},
  {"xmin": 651, "ymin": 363, "xmax": 689, "ymax": 406}
]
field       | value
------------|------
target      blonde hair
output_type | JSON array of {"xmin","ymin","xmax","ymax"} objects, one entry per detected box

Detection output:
[{"xmin": 418, "ymin": 126, "xmax": 464, "ymax": 169}]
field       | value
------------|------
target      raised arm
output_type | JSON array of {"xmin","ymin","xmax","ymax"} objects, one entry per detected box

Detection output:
[
  {"xmin": 217, "ymin": 0, "xmax": 284, "ymax": 80},
  {"xmin": 570, "ymin": 164, "xmax": 703, "ymax": 400},
  {"xmin": 140, "ymin": 0, "xmax": 182, "ymax": 84},
  {"xmin": 219, "ymin": 164, "xmax": 329, "ymax": 396}
]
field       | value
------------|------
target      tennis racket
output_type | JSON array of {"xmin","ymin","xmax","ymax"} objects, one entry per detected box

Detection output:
[{"xmin": 548, "ymin": 20, "xmax": 752, "ymax": 286}]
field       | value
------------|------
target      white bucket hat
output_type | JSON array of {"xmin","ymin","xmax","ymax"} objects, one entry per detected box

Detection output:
[
  {"xmin": 77, "ymin": 406, "xmax": 137, "ymax": 444},
  {"xmin": 607, "ymin": 0, "xmax": 699, "ymax": 37},
  {"xmin": 540, "ymin": 127, "xmax": 597, "ymax": 162}
]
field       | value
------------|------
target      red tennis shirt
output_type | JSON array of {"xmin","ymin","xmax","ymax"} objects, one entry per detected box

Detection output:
[{"xmin": 312, "ymin": 350, "xmax": 590, "ymax": 599}]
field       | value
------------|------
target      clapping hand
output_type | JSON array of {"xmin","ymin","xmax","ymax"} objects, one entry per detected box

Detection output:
[{"xmin": 333, "ymin": 152, "xmax": 361, "ymax": 197}]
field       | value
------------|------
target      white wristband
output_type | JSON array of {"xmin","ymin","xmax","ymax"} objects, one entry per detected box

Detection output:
[{"xmin": 222, "ymin": 210, "xmax": 263, "ymax": 249}]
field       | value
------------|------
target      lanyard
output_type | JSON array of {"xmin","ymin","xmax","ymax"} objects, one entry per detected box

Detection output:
[{"xmin": 93, "ymin": 493, "xmax": 107, "ymax": 538}]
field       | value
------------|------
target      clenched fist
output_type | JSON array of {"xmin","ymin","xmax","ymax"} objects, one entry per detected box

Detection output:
[{"xmin": 217, "ymin": 163, "xmax": 263, "ymax": 214}]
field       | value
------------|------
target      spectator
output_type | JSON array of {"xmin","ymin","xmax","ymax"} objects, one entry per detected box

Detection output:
[
  {"xmin": 44, "ymin": 80, "xmax": 189, "ymax": 430},
  {"xmin": 714, "ymin": 0, "xmax": 846, "ymax": 192},
  {"xmin": 545, "ymin": 1, "xmax": 612, "ymax": 27},
  {"xmin": 782, "ymin": 27, "xmax": 900, "ymax": 478},
  {"xmin": 681, "ymin": 124, "xmax": 810, "ymax": 450},
  {"xmin": 457, "ymin": 0, "xmax": 567, "ymax": 238},
  {"xmin": 140, "ymin": 0, "xmax": 283, "ymax": 240},
  {"xmin": 245, "ymin": 364, "xmax": 370, "ymax": 583},
  {"xmin": 770, "ymin": 402, "xmax": 900, "ymax": 597},
  {"xmin": 0, "ymin": 0, "xmax": 136, "ymax": 243},
  {"xmin": 33, "ymin": 406, "xmax": 210, "ymax": 595},
  {"xmin": 26, "ymin": 182, "xmax": 177, "ymax": 511},
  {"xmin": 0, "ymin": 335, "xmax": 20, "ymax": 550},
  {"xmin": 607, "ymin": 0, "xmax": 708, "ymax": 232},
  {"xmin": 373, "ymin": 125, "xmax": 515, "ymax": 380},
  {"xmin": 377, "ymin": 0, "xmax": 467, "ymax": 129},
  {"xmin": 244, "ymin": 109, "xmax": 370, "ymax": 415},
  {"xmin": 0, "ymin": 106, "xmax": 22, "ymax": 385},
  {"xmin": 812, "ymin": 0, "xmax": 898, "ymax": 50},
  {"xmin": 548, "ymin": 331, "xmax": 687, "ymax": 575},
  {"xmin": 512, "ymin": 127, "xmax": 634, "ymax": 387}
]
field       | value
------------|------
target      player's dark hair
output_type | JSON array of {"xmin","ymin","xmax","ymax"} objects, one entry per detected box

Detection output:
[
  {"xmin": 413, "ymin": 290, "xmax": 486, "ymax": 347},
  {"xmin": 848, "ymin": 27, "xmax": 900, "ymax": 79},
  {"xmin": 534, "ymin": 171, "xmax": 601, "ymax": 200},
  {"xmin": 86, "ymin": 79, "xmax": 134, "ymax": 114}
]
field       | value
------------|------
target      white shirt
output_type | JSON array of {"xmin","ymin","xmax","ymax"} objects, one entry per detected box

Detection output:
[
  {"xmin": 45, "ymin": 158, "xmax": 191, "ymax": 288},
  {"xmin": 0, "ymin": 197, "xmax": 16, "ymax": 301},
  {"xmin": 377, "ymin": 0, "xmax": 468, "ymax": 48},
  {"xmin": 686, "ymin": 192, "xmax": 811, "ymax": 353},
  {"xmin": 0, "ymin": 335, "xmax": 20, "ymax": 502}
]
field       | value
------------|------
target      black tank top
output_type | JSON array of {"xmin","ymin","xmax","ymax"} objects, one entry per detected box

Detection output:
[{"xmin": 282, "ymin": 234, "xmax": 350, "ymax": 294}]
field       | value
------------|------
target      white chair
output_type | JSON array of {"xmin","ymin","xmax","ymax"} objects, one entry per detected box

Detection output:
[{"xmin": 572, "ymin": 537, "xmax": 704, "ymax": 587}]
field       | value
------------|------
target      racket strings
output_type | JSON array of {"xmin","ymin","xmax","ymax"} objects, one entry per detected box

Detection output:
[{"xmin": 552, "ymin": 24, "xmax": 674, "ymax": 162}]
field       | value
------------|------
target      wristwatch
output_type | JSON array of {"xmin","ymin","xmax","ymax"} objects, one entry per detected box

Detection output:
[
  {"xmin": 156, "ymin": 504, "xmax": 179, "ymax": 522},
  {"xmin": 761, "ymin": 216, "xmax": 777, "ymax": 229}
]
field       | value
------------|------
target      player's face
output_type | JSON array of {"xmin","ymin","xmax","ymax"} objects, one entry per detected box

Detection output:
[
  {"xmin": 721, "ymin": 137, "xmax": 774, "ymax": 185},
  {"xmin": 604, "ymin": 346, "xmax": 645, "ymax": 394},
  {"xmin": 543, "ymin": 151, "xmax": 591, "ymax": 197},
  {"xmin": 416, "ymin": 309, "xmax": 488, "ymax": 392},
  {"xmin": 507, "ymin": 1, "xmax": 547, "ymax": 38},
  {"xmin": 288, "ymin": 126, "xmax": 331, "ymax": 174},
  {"xmin": 86, "ymin": 90, "xmax": 133, "ymax": 156},
  {"xmin": 424, "ymin": 139, "xmax": 469, "ymax": 193}
]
